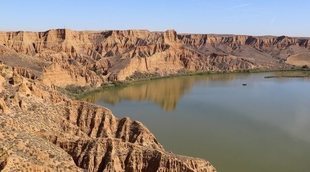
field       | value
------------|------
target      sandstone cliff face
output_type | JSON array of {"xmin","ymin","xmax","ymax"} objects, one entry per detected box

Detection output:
[
  {"xmin": 1, "ymin": 29, "xmax": 309, "ymax": 87},
  {"xmin": 0, "ymin": 64, "xmax": 216, "ymax": 171}
]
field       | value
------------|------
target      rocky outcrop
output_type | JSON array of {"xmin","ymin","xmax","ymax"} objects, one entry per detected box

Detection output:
[
  {"xmin": 55, "ymin": 138, "xmax": 214, "ymax": 172},
  {"xmin": 1, "ymin": 29, "xmax": 309, "ymax": 87},
  {"xmin": 0, "ymin": 64, "xmax": 216, "ymax": 171}
]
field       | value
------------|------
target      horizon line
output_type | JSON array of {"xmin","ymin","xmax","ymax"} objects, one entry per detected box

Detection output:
[{"xmin": 0, "ymin": 28, "xmax": 309, "ymax": 38}]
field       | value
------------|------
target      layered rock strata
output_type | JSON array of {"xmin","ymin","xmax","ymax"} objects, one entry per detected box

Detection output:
[{"xmin": 1, "ymin": 29, "xmax": 309, "ymax": 87}]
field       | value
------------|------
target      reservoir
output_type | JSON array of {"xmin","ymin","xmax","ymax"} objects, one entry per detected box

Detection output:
[{"xmin": 83, "ymin": 72, "xmax": 310, "ymax": 172}]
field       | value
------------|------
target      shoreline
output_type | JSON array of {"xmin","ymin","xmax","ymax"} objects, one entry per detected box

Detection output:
[{"xmin": 61, "ymin": 67, "xmax": 310, "ymax": 100}]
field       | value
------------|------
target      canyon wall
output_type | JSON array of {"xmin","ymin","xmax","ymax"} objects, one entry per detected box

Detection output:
[{"xmin": 1, "ymin": 29, "xmax": 309, "ymax": 87}]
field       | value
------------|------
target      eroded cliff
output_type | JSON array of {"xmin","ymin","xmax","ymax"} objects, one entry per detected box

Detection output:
[
  {"xmin": 1, "ymin": 29, "xmax": 309, "ymax": 87},
  {"xmin": 0, "ymin": 63, "xmax": 216, "ymax": 171}
]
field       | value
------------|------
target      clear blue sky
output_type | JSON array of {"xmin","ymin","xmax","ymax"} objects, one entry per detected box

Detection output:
[{"xmin": 1, "ymin": 0, "xmax": 309, "ymax": 36}]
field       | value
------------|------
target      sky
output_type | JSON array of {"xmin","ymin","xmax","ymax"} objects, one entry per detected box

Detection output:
[{"xmin": 0, "ymin": 0, "xmax": 309, "ymax": 36}]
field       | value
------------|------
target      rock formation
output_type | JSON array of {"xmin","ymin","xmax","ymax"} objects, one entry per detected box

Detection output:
[
  {"xmin": 0, "ymin": 63, "xmax": 216, "ymax": 171},
  {"xmin": 1, "ymin": 29, "xmax": 309, "ymax": 87}
]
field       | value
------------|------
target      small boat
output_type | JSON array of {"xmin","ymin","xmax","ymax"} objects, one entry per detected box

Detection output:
[{"xmin": 242, "ymin": 83, "xmax": 247, "ymax": 86}]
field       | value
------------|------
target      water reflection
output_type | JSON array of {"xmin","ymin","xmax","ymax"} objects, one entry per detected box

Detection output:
[
  {"xmin": 82, "ymin": 71, "xmax": 310, "ymax": 172},
  {"xmin": 265, "ymin": 71, "xmax": 310, "ymax": 79},
  {"xmin": 82, "ymin": 74, "xmax": 239, "ymax": 111}
]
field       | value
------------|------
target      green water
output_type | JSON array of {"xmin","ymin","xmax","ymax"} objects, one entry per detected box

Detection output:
[{"xmin": 83, "ymin": 72, "xmax": 310, "ymax": 172}]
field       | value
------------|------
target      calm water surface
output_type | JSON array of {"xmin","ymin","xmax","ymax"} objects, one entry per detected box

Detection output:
[{"xmin": 83, "ymin": 72, "xmax": 310, "ymax": 172}]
